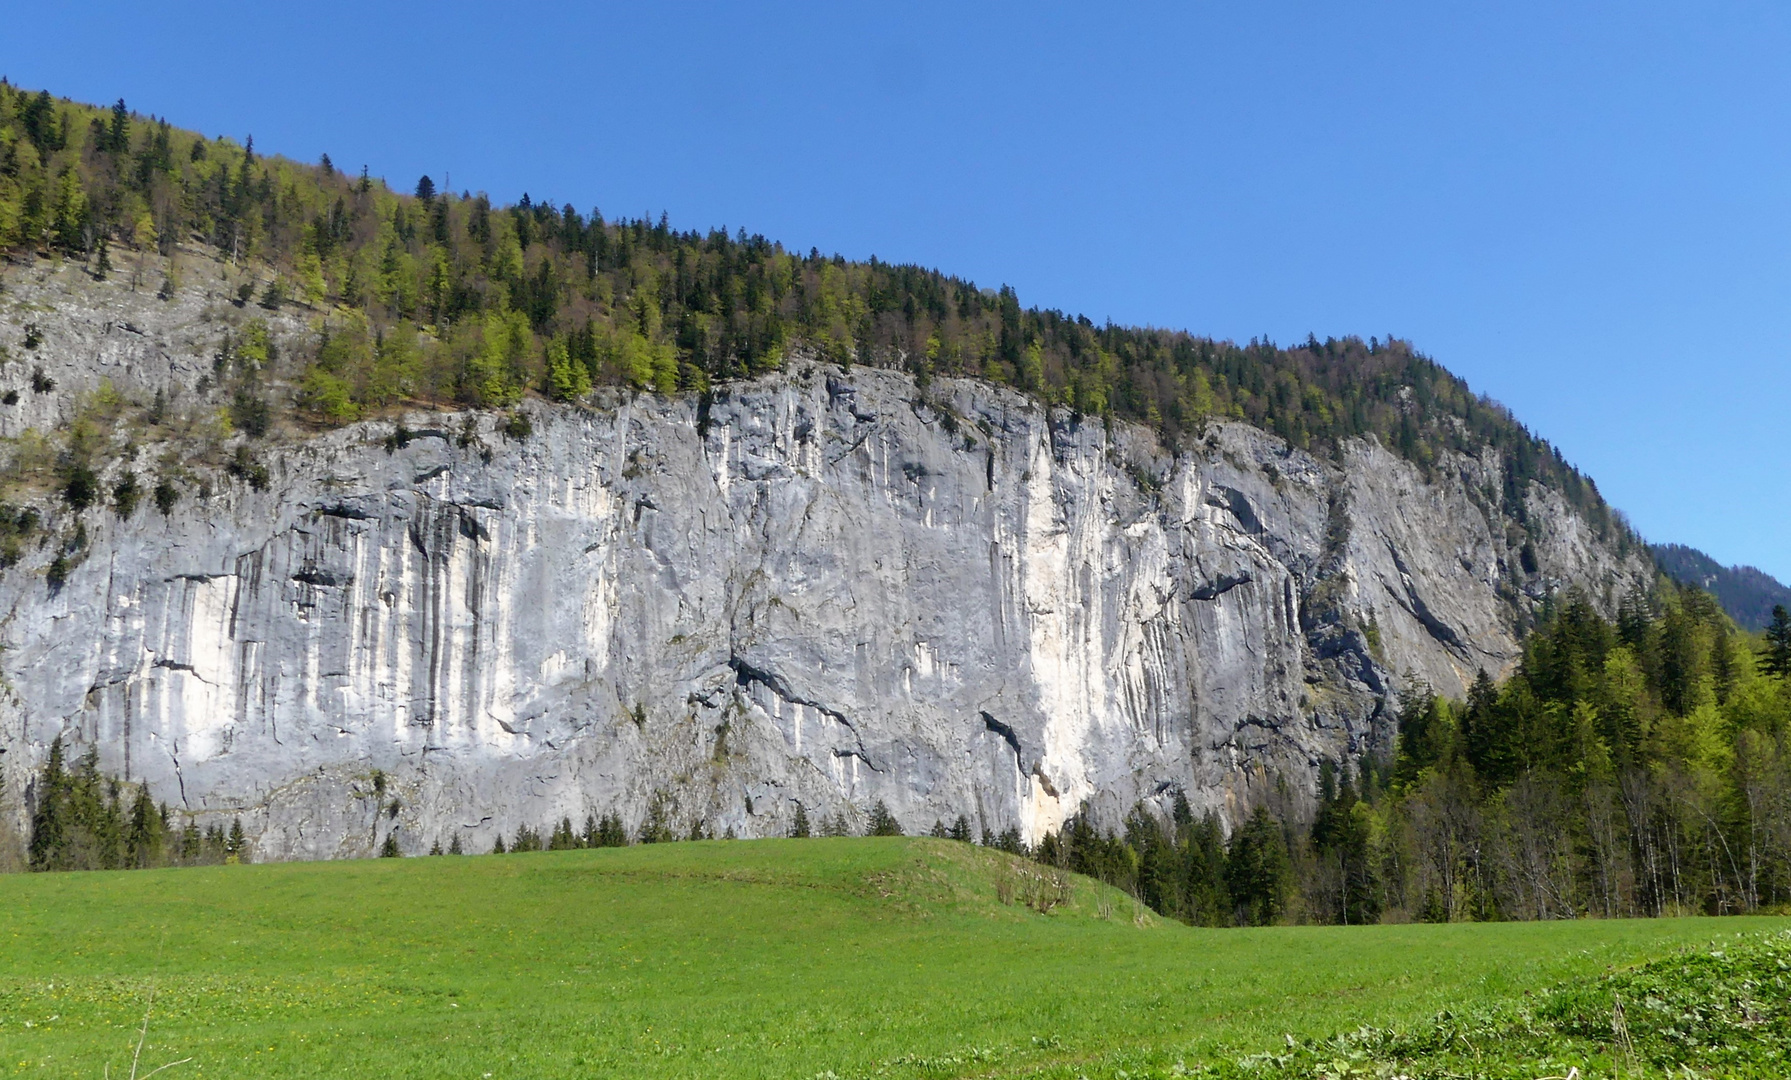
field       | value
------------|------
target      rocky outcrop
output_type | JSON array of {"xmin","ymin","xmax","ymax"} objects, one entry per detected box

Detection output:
[{"xmin": 0, "ymin": 264, "xmax": 1650, "ymax": 857}]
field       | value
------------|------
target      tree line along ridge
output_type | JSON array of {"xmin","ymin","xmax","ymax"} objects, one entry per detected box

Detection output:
[{"xmin": 0, "ymin": 81, "xmax": 1626, "ymax": 561}]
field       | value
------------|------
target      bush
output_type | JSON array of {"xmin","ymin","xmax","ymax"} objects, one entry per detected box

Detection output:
[
  {"xmin": 226, "ymin": 446, "xmax": 270, "ymax": 490},
  {"xmin": 230, "ymin": 388, "xmax": 270, "ymax": 438},
  {"xmin": 153, "ymin": 477, "xmax": 180, "ymax": 516},
  {"xmin": 500, "ymin": 411, "xmax": 533, "ymax": 441},
  {"xmin": 299, "ymin": 366, "xmax": 358, "ymax": 424},
  {"xmin": 112, "ymin": 471, "xmax": 139, "ymax": 518},
  {"xmin": 382, "ymin": 423, "xmax": 416, "ymax": 453},
  {"xmin": 61, "ymin": 464, "xmax": 98, "ymax": 511}
]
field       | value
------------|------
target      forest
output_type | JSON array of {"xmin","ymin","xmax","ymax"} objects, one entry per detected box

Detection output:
[
  {"xmin": 22, "ymin": 736, "xmax": 247, "ymax": 870},
  {"xmin": 1046, "ymin": 590, "xmax": 1791, "ymax": 925},
  {"xmin": 0, "ymin": 82, "xmax": 1627, "ymax": 554}
]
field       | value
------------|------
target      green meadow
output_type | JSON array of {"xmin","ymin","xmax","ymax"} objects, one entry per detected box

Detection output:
[{"xmin": 1, "ymin": 838, "xmax": 1783, "ymax": 1079}]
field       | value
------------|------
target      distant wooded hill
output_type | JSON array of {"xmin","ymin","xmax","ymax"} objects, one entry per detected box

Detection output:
[{"xmin": 1652, "ymin": 543, "xmax": 1791, "ymax": 632}]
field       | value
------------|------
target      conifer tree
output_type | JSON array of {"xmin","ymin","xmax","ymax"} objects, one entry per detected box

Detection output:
[
  {"xmin": 27, "ymin": 736, "xmax": 68, "ymax": 870},
  {"xmin": 1171, "ymin": 788, "xmax": 1195, "ymax": 832},
  {"xmin": 1226, "ymin": 805, "xmax": 1292, "ymax": 926},
  {"xmin": 789, "ymin": 802, "xmax": 811, "ymax": 838},
  {"xmin": 1311, "ymin": 764, "xmax": 1378, "ymax": 924},
  {"xmin": 866, "ymin": 800, "xmax": 902, "ymax": 836},
  {"xmin": 1183, "ymin": 812, "xmax": 1232, "ymax": 927},
  {"xmin": 154, "ymin": 477, "xmax": 180, "ymax": 516},
  {"xmin": 106, "ymin": 98, "xmax": 129, "ymax": 154},
  {"xmin": 637, "ymin": 795, "xmax": 674, "ymax": 844},
  {"xmin": 1460, "ymin": 668, "xmax": 1508, "ymax": 784},
  {"xmin": 1762, "ymin": 605, "xmax": 1791, "ymax": 679},
  {"xmin": 113, "ymin": 471, "xmax": 140, "ymax": 518},
  {"xmin": 201, "ymin": 824, "xmax": 226, "ymax": 862},
  {"xmin": 126, "ymin": 785, "xmax": 162, "ymax": 867}
]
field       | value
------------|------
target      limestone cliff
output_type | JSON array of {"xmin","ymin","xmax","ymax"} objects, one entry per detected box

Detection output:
[{"xmin": 0, "ymin": 263, "xmax": 1650, "ymax": 856}]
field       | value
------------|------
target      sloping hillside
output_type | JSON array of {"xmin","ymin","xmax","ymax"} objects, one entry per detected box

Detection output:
[{"xmin": 0, "ymin": 85, "xmax": 1651, "ymax": 856}]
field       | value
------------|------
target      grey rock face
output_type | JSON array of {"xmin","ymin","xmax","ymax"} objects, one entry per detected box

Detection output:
[
  {"xmin": 0, "ymin": 260, "xmax": 314, "ymax": 440},
  {"xmin": 0, "ymin": 266, "xmax": 1650, "ymax": 857}
]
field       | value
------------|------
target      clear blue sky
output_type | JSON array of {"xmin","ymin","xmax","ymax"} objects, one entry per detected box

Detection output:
[{"xmin": 7, "ymin": 2, "xmax": 1788, "ymax": 580}]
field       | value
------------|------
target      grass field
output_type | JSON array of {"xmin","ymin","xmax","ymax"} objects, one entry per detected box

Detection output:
[{"xmin": 1, "ymin": 838, "xmax": 1784, "ymax": 1079}]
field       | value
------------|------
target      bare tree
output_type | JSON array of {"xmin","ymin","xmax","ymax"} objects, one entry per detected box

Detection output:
[
  {"xmin": 1730, "ymin": 729, "xmax": 1791, "ymax": 911},
  {"xmin": 1581, "ymin": 777, "xmax": 1632, "ymax": 917},
  {"xmin": 1405, "ymin": 762, "xmax": 1482, "ymax": 922},
  {"xmin": 1489, "ymin": 771, "xmax": 1580, "ymax": 919},
  {"xmin": 1621, "ymin": 769, "xmax": 1668, "ymax": 916}
]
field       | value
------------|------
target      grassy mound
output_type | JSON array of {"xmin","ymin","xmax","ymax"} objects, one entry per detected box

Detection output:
[{"xmin": 0, "ymin": 838, "xmax": 1784, "ymax": 1079}]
